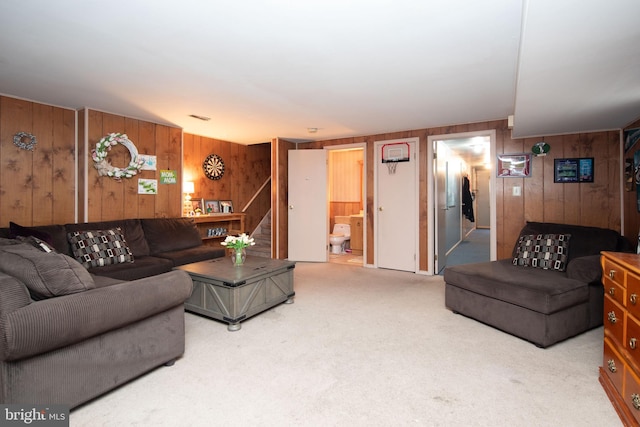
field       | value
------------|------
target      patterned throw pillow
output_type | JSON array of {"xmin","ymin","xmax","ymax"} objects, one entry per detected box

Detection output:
[
  {"xmin": 512, "ymin": 233, "xmax": 571, "ymax": 271},
  {"xmin": 67, "ymin": 228, "xmax": 134, "ymax": 268}
]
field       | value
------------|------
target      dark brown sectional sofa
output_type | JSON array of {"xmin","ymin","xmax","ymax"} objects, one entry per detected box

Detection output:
[
  {"xmin": 2, "ymin": 217, "xmax": 226, "ymax": 281},
  {"xmin": 0, "ymin": 217, "xmax": 226, "ymax": 408},
  {"xmin": 444, "ymin": 222, "xmax": 633, "ymax": 348}
]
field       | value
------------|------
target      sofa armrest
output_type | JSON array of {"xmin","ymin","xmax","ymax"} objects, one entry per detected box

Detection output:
[
  {"xmin": 0, "ymin": 270, "xmax": 193, "ymax": 361},
  {"xmin": 566, "ymin": 255, "xmax": 602, "ymax": 284},
  {"xmin": 0, "ymin": 273, "xmax": 33, "ymax": 314}
]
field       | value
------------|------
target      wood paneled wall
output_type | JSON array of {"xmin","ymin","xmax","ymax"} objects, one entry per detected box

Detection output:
[
  {"xmin": 182, "ymin": 133, "xmax": 271, "ymax": 234},
  {"xmin": 495, "ymin": 128, "xmax": 620, "ymax": 257},
  {"xmin": 0, "ymin": 96, "xmax": 76, "ymax": 227},
  {"xmin": 329, "ymin": 149, "xmax": 363, "ymax": 202},
  {"xmin": 1, "ymin": 93, "xmax": 630, "ymax": 265},
  {"xmin": 623, "ymin": 117, "xmax": 640, "ymax": 245},
  {"xmin": 0, "ymin": 96, "xmax": 271, "ymax": 234},
  {"xmin": 80, "ymin": 109, "xmax": 182, "ymax": 221},
  {"xmin": 272, "ymin": 119, "xmax": 623, "ymax": 269}
]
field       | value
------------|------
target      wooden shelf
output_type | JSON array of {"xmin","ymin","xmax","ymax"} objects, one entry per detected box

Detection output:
[{"xmin": 188, "ymin": 213, "xmax": 246, "ymax": 245}]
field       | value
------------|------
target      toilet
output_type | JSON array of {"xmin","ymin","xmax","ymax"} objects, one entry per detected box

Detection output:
[{"xmin": 329, "ymin": 223, "xmax": 351, "ymax": 254}]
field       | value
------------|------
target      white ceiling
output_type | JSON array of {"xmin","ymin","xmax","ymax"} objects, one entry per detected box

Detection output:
[{"xmin": 0, "ymin": 1, "xmax": 638, "ymax": 145}]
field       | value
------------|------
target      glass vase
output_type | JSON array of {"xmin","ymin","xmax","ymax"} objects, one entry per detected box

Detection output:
[{"xmin": 231, "ymin": 248, "xmax": 246, "ymax": 266}]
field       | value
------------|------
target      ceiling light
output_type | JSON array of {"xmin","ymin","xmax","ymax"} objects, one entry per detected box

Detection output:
[
  {"xmin": 472, "ymin": 144, "xmax": 484, "ymax": 154},
  {"xmin": 307, "ymin": 128, "xmax": 318, "ymax": 133},
  {"xmin": 189, "ymin": 114, "xmax": 211, "ymax": 121}
]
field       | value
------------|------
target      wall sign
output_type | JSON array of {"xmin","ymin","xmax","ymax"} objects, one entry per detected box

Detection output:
[{"xmin": 159, "ymin": 170, "xmax": 177, "ymax": 184}]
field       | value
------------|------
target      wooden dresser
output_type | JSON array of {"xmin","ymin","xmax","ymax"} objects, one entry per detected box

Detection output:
[{"xmin": 600, "ymin": 251, "xmax": 640, "ymax": 426}]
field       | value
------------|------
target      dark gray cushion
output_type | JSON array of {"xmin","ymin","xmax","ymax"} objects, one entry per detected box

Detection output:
[
  {"xmin": 0, "ymin": 243, "xmax": 95, "ymax": 300},
  {"xmin": 155, "ymin": 245, "xmax": 226, "ymax": 266},
  {"xmin": 9, "ymin": 221, "xmax": 54, "ymax": 245},
  {"xmin": 0, "ymin": 238, "xmax": 23, "ymax": 247},
  {"xmin": 443, "ymin": 259, "xmax": 588, "ymax": 314},
  {"xmin": 566, "ymin": 255, "xmax": 603, "ymax": 284},
  {"xmin": 86, "ymin": 256, "xmax": 174, "ymax": 281},
  {"xmin": 141, "ymin": 218, "xmax": 202, "ymax": 254},
  {"xmin": 16, "ymin": 235, "xmax": 58, "ymax": 253},
  {"xmin": 8, "ymin": 222, "xmax": 70, "ymax": 255}
]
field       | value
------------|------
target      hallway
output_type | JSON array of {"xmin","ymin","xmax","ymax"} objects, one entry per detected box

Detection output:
[{"xmin": 439, "ymin": 228, "xmax": 490, "ymax": 274}]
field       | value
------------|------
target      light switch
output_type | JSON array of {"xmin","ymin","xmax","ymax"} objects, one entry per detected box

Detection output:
[{"xmin": 513, "ymin": 186, "xmax": 521, "ymax": 196}]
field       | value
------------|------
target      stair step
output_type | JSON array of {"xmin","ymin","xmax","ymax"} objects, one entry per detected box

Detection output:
[
  {"xmin": 246, "ymin": 242, "xmax": 271, "ymax": 258},
  {"xmin": 247, "ymin": 210, "xmax": 271, "ymax": 258}
]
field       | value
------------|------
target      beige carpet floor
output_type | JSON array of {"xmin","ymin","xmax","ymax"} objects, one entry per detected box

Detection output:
[{"xmin": 71, "ymin": 262, "xmax": 621, "ymax": 426}]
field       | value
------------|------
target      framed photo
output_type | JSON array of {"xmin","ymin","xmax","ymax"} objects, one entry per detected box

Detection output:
[
  {"xmin": 220, "ymin": 200, "xmax": 233, "ymax": 213},
  {"xmin": 554, "ymin": 158, "xmax": 594, "ymax": 183},
  {"xmin": 496, "ymin": 153, "xmax": 531, "ymax": 177},
  {"xmin": 204, "ymin": 200, "xmax": 220, "ymax": 214},
  {"xmin": 191, "ymin": 198, "xmax": 204, "ymax": 214}
]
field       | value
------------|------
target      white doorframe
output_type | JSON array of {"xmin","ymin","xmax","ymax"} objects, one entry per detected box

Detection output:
[
  {"xmin": 324, "ymin": 143, "xmax": 367, "ymax": 265},
  {"xmin": 427, "ymin": 130, "xmax": 496, "ymax": 275}
]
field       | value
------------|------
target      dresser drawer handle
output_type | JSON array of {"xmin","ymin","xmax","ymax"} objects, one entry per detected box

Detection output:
[
  {"xmin": 608, "ymin": 359, "xmax": 617, "ymax": 373},
  {"xmin": 608, "ymin": 311, "xmax": 617, "ymax": 324},
  {"xmin": 631, "ymin": 338, "xmax": 638, "ymax": 350},
  {"xmin": 609, "ymin": 287, "xmax": 616, "ymax": 296},
  {"xmin": 633, "ymin": 393, "xmax": 640, "ymax": 410},
  {"xmin": 609, "ymin": 269, "xmax": 616, "ymax": 279},
  {"xmin": 632, "ymin": 294, "xmax": 638, "ymax": 305}
]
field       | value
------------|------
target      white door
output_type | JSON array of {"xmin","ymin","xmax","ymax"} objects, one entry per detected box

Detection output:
[
  {"xmin": 375, "ymin": 139, "xmax": 417, "ymax": 272},
  {"xmin": 288, "ymin": 149, "xmax": 328, "ymax": 262}
]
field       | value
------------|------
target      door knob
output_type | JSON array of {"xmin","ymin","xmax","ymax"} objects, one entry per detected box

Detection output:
[
  {"xmin": 378, "ymin": 206, "xmax": 383, "ymax": 211},
  {"xmin": 289, "ymin": 205, "xmax": 294, "ymax": 210}
]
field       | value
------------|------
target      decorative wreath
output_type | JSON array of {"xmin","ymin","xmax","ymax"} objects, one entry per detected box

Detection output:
[
  {"xmin": 13, "ymin": 132, "xmax": 37, "ymax": 151},
  {"xmin": 91, "ymin": 133, "xmax": 143, "ymax": 180}
]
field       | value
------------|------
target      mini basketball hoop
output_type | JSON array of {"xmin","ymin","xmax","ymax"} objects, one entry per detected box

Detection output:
[
  {"xmin": 381, "ymin": 142, "xmax": 410, "ymax": 175},
  {"xmin": 386, "ymin": 161, "xmax": 398, "ymax": 174}
]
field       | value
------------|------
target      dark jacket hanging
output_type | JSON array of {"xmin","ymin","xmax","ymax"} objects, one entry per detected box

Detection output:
[{"xmin": 462, "ymin": 176, "xmax": 475, "ymax": 222}]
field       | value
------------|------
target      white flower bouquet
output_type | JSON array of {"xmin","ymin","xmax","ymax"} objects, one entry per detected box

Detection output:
[{"xmin": 220, "ymin": 233, "xmax": 255, "ymax": 250}]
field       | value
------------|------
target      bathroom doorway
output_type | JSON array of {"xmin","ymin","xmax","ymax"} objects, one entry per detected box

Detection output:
[{"xmin": 325, "ymin": 144, "xmax": 366, "ymax": 267}]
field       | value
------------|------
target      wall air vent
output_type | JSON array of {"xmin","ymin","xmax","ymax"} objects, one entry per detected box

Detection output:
[{"xmin": 189, "ymin": 114, "xmax": 211, "ymax": 121}]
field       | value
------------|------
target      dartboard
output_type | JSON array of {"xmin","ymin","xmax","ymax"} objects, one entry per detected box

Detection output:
[{"xmin": 203, "ymin": 154, "xmax": 225, "ymax": 180}]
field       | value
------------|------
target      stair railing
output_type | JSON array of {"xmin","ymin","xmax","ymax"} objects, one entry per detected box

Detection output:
[
  {"xmin": 241, "ymin": 177, "xmax": 271, "ymax": 236},
  {"xmin": 241, "ymin": 176, "xmax": 270, "ymax": 213}
]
